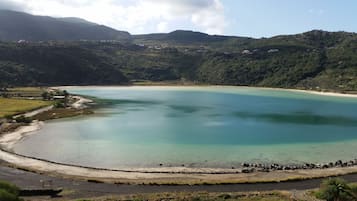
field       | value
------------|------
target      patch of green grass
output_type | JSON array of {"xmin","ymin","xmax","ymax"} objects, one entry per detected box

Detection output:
[{"xmin": 0, "ymin": 98, "xmax": 52, "ymax": 117}]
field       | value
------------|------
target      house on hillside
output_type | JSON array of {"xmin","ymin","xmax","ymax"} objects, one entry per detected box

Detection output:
[
  {"xmin": 53, "ymin": 96, "xmax": 66, "ymax": 100},
  {"xmin": 267, "ymin": 49, "xmax": 279, "ymax": 53},
  {"xmin": 242, "ymin": 50, "xmax": 252, "ymax": 54}
]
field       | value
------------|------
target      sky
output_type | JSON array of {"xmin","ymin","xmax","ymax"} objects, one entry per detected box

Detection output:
[{"xmin": 0, "ymin": 0, "xmax": 356, "ymax": 37}]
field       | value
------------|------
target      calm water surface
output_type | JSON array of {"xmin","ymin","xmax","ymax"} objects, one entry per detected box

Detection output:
[{"xmin": 13, "ymin": 87, "xmax": 357, "ymax": 168}]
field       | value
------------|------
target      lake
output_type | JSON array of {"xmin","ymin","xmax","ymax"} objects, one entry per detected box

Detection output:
[{"xmin": 13, "ymin": 86, "xmax": 357, "ymax": 169}]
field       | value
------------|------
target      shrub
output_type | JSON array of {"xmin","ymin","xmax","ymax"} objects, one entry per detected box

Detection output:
[
  {"xmin": 0, "ymin": 189, "xmax": 21, "ymax": 201},
  {"xmin": 0, "ymin": 180, "xmax": 20, "ymax": 196},
  {"xmin": 0, "ymin": 180, "xmax": 22, "ymax": 201},
  {"xmin": 316, "ymin": 178, "xmax": 355, "ymax": 201}
]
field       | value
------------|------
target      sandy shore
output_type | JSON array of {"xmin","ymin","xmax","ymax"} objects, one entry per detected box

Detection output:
[
  {"xmin": 0, "ymin": 121, "xmax": 43, "ymax": 150},
  {"xmin": 71, "ymin": 95, "xmax": 93, "ymax": 109},
  {"xmin": 1, "ymin": 146, "xmax": 357, "ymax": 184}
]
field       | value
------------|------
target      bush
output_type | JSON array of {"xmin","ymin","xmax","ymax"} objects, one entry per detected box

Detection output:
[
  {"xmin": 0, "ymin": 180, "xmax": 20, "ymax": 196},
  {"xmin": 0, "ymin": 180, "xmax": 22, "ymax": 201},
  {"xmin": 316, "ymin": 178, "xmax": 356, "ymax": 201},
  {"xmin": 0, "ymin": 189, "xmax": 21, "ymax": 201}
]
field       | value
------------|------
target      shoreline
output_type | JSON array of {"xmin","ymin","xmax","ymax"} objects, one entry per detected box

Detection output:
[
  {"xmin": 57, "ymin": 84, "xmax": 357, "ymax": 99},
  {"xmin": 0, "ymin": 121, "xmax": 43, "ymax": 150},
  {"xmin": 1, "ymin": 145, "xmax": 357, "ymax": 184},
  {"xmin": 1, "ymin": 86, "xmax": 357, "ymax": 184}
]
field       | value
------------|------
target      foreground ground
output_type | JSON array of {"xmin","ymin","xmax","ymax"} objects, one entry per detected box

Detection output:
[
  {"xmin": 2, "ymin": 160, "xmax": 357, "ymax": 200},
  {"xmin": 0, "ymin": 165, "xmax": 311, "ymax": 201}
]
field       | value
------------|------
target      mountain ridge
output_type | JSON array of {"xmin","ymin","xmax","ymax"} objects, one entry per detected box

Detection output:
[{"xmin": 0, "ymin": 10, "xmax": 131, "ymax": 41}]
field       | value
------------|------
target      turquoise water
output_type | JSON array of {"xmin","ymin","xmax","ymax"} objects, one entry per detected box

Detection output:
[{"xmin": 13, "ymin": 87, "xmax": 357, "ymax": 168}]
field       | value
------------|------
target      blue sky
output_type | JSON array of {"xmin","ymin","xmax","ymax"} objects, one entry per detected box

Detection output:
[
  {"xmin": 224, "ymin": 0, "xmax": 357, "ymax": 37},
  {"xmin": 0, "ymin": 0, "xmax": 356, "ymax": 37}
]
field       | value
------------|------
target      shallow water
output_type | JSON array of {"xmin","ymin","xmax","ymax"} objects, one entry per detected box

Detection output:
[{"xmin": 13, "ymin": 86, "xmax": 357, "ymax": 168}]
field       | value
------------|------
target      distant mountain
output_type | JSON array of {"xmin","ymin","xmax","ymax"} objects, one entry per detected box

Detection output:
[
  {"xmin": 56, "ymin": 17, "xmax": 98, "ymax": 26},
  {"xmin": 134, "ymin": 30, "xmax": 242, "ymax": 44},
  {"xmin": 0, "ymin": 10, "xmax": 131, "ymax": 41}
]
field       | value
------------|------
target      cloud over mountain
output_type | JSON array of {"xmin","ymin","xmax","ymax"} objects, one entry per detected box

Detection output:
[{"xmin": 0, "ymin": 0, "xmax": 228, "ymax": 34}]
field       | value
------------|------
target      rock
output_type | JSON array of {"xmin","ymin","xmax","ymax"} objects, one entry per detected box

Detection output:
[
  {"xmin": 335, "ymin": 160, "xmax": 343, "ymax": 166},
  {"xmin": 322, "ymin": 164, "xmax": 329, "ymax": 169},
  {"xmin": 242, "ymin": 169, "xmax": 250, "ymax": 173},
  {"xmin": 329, "ymin": 162, "xmax": 334, "ymax": 168}
]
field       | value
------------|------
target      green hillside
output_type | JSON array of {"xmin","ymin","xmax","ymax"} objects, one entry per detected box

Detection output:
[{"xmin": 0, "ymin": 30, "xmax": 356, "ymax": 92}]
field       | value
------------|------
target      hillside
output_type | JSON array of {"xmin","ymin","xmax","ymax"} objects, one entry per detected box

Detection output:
[
  {"xmin": 134, "ymin": 30, "xmax": 240, "ymax": 45},
  {"xmin": 0, "ymin": 10, "xmax": 131, "ymax": 41},
  {"xmin": 0, "ymin": 42, "xmax": 128, "ymax": 86},
  {"xmin": 0, "ymin": 29, "xmax": 356, "ymax": 92}
]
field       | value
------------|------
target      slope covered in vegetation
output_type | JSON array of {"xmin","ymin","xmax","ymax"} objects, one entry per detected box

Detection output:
[{"xmin": 0, "ymin": 30, "xmax": 356, "ymax": 92}]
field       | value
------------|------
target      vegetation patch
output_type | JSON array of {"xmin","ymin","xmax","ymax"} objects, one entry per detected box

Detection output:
[
  {"xmin": 0, "ymin": 180, "xmax": 22, "ymax": 201},
  {"xmin": 32, "ymin": 108, "xmax": 93, "ymax": 121},
  {"xmin": 315, "ymin": 178, "xmax": 357, "ymax": 201}
]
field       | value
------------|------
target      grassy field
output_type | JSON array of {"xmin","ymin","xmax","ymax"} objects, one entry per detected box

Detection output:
[
  {"xmin": 0, "ymin": 98, "xmax": 52, "ymax": 118},
  {"xmin": 6, "ymin": 87, "xmax": 46, "ymax": 98}
]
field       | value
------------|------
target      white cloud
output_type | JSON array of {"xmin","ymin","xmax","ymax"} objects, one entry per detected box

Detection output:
[
  {"xmin": 157, "ymin": 21, "xmax": 168, "ymax": 33},
  {"xmin": 308, "ymin": 9, "xmax": 326, "ymax": 15},
  {"xmin": 1, "ymin": 0, "xmax": 228, "ymax": 34}
]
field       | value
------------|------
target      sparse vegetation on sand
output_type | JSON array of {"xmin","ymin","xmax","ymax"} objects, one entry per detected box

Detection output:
[{"xmin": 71, "ymin": 191, "xmax": 293, "ymax": 201}]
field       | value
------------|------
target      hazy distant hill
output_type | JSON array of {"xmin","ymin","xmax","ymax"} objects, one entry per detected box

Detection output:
[
  {"xmin": 0, "ymin": 10, "xmax": 131, "ymax": 41},
  {"xmin": 134, "ymin": 30, "xmax": 238, "ymax": 44}
]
